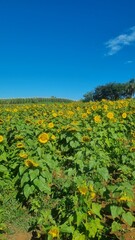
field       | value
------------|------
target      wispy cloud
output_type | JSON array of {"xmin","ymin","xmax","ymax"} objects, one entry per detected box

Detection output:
[
  {"xmin": 105, "ymin": 26, "xmax": 135, "ymax": 56},
  {"xmin": 124, "ymin": 60, "xmax": 133, "ymax": 64}
]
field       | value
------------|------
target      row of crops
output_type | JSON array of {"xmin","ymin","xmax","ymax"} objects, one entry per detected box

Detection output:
[{"xmin": 0, "ymin": 98, "xmax": 135, "ymax": 239}]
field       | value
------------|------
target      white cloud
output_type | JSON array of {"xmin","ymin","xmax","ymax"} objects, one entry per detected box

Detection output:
[
  {"xmin": 124, "ymin": 60, "xmax": 133, "ymax": 64},
  {"xmin": 105, "ymin": 26, "xmax": 135, "ymax": 56}
]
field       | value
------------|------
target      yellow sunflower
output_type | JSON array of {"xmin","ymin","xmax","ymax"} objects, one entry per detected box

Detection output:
[
  {"xmin": 94, "ymin": 115, "xmax": 101, "ymax": 123},
  {"xmin": 38, "ymin": 132, "xmax": 49, "ymax": 143},
  {"xmin": 82, "ymin": 136, "xmax": 90, "ymax": 142},
  {"xmin": 24, "ymin": 159, "xmax": 39, "ymax": 167},
  {"xmin": 16, "ymin": 142, "xmax": 24, "ymax": 148},
  {"xmin": 48, "ymin": 227, "xmax": 59, "ymax": 238},
  {"xmin": 78, "ymin": 185, "xmax": 88, "ymax": 195},
  {"xmin": 48, "ymin": 122, "xmax": 54, "ymax": 128},
  {"xmin": 0, "ymin": 135, "xmax": 4, "ymax": 143},
  {"xmin": 107, "ymin": 112, "xmax": 114, "ymax": 119},
  {"xmin": 122, "ymin": 112, "xmax": 127, "ymax": 119},
  {"xmin": 19, "ymin": 152, "xmax": 28, "ymax": 159}
]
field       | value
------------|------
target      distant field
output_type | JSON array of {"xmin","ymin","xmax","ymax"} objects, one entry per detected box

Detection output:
[{"xmin": 0, "ymin": 97, "xmax": 74, "ymax": 104}]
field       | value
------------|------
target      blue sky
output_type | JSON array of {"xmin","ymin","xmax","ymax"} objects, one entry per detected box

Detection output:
[{"xmin": 0, "ymin": 0, "xmax": 135, "ymax": 100}]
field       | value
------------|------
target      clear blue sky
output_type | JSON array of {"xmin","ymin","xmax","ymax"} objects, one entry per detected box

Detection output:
[{"xmin": 0, "ymin": 0, "xmax": 135, "ymax": 100}]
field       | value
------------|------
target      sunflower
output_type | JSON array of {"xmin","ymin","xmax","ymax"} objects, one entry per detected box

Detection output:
[
  {"xmin": 48, "ymin": 227, "xmax": 59, "ymax": 238},
  {"xmin": 19, "ymin": 152, "xmax": 28, "ymax": 159},
  {"xmin": 82, "ymin": 136, "xmax": 90, "ymax": 142},
  {"xmin": 118, "ymin": 193, "xmax": 133, "ymax": 202},
  {"xmin": 48, "ymin": 122, "xmax": 54, "ymax": 128},
  {"xmin": 0, "ymin": 135, "xmax": 4, "ymax": 143},
  {"xmin": 107, "ymin": 112, "xmax": 114, "ymax": 119},
  {"xmin": 52, "ymin": 112, "xmax": 57, "ymax": 117},
  {"xmin": 38, "ymin": 132, "xmax": 49, "ymax": 143},
  {"xmin": 16, "ymin": 142, "xmax": 24, "ymax": 148},
  {"xmin": 51, "ymin": 135, "xmax": 56, "ymax": 140},
  {"xmin": 130, "ymin": 147, "xmax": 135, "ymax": 152},
  {"xmin": 78, "ymin": 185, "xmax": 88, "ymax": 195},
  {"xmin": 24, "ymin": 159, "xmax": 39, "ymax": 167},
  {"xmin": 94, "ymin": 115, "xmax": 101, "ymax": 123},
  {"xmin": 122, "ymin": 112, "xmax": 127, "ymax": 119},
  {"xmin": 81, "ymin": 113, "xmax": 88, "ymax": 118}
]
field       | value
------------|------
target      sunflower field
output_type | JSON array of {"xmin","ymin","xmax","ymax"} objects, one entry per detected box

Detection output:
[{"xmin": 0, "ymin": 98, "xmax": 135, "ymax": 239}]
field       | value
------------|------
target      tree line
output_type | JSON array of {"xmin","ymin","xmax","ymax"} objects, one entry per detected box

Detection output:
[
  {"xmin": 0, "ymin": 97, "xmax": 73, "ymax": 105},
  {"xmin": 83, "ymin": 79, "xmax": 135, "ymax": 102}
]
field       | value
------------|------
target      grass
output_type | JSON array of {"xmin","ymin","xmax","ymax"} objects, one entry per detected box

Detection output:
[{"xmin": 0, "ymin": 180, "xmax": 33, "ymax": 238}]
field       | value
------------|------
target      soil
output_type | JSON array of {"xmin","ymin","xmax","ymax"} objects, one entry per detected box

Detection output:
[{"xmin": 3, "ymin": 231, "xmax": 32, "ymax": 240}]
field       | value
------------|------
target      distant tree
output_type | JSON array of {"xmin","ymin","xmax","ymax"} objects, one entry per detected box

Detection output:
[
  {"xmin": 83, "ymin": 79, "xmax": 135, "ymax": 102},
  {"xmin": 125, "ymin": 79, "xmax": 135, "ymax": 98},
  {"xmin": 93, "ymin": 82, "xmax": 125, "ymax": 101},
  {"xmin": 83, "ymin": 91, "xmax": 94, "ymax": 102}
]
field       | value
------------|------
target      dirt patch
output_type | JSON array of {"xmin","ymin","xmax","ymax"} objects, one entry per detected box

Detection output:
[
  {"xmin": 3, "ymin": 231, "xmax": 32, "ymax": 240},
  {"xmin": 124, "ymin": 229, "xmax": 135, "ymax": 240}
]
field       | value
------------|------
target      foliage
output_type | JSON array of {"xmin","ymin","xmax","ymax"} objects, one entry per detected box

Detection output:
[
  {"xmin": 0, "ymin": 97, "xmax": 73, "ymax": 105},
  {"xmin": 0, "ymin": 99, "xmax": 135, "ymax": 239},
  {"xmin": 83, "ymin": 79, "xmax": 135, "ymax": 102}
]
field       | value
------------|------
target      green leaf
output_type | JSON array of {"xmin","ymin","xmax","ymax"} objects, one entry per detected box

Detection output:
[
  {"xmin": 110, "ymin": 205, "xmax": 124, "ymax": 219},
  {"xmin": 19, "ymin": 165, "xmax": 26, "ymax": 175},
  {"xmin": 105, "ymin": 138, "xmax": 111, "ymax": 147},
  {"xmin": 37, "ymin": 147, "xmax": 42, "ymax": 157},
  {"xmin": 111, "ymin": 221, "xmax": 122, "ymax": 232},
  {"xmin": 29, "ymin": 169, "xmax": 39, "ymax": 181},
  {"xmin": 0, "ymin": 165, "xmax": 7, "ymax": 172},
  {"xmin": 21, "ymin": 172, "xmax": 29, "ymax": 187},
  {"xmin": 92, "ymin": 203, "xmax": 102, "ymax": 218},
  {"xmin": 72, "ymin": 230, "xmax": 86, "ymax": 240},
  {"xmin": 23, "ymin": 184, "xmax": 32, "ymax": 198},
  {"xmin": 70, "ymin": 141, "xmax": 79, "ymax": 148},
  {"xmin": 84, "ymin": 218, "xmax": 103, "ymax": 238},
  {"xmin": 33, "ymin": 178, "xmax": 45, "ymax": 192},
  {"xmin": 132, "ymin": 171, "xmax": 135, "ymax": 178},
  {"xmin": 76, "ymin": 211, "xmax": 86, "ymax": 227},
  {"xmin": 76, "ymin": 159, "xmax": 84, "ymax": 172},
  {"xmin": 0, "ymin": 152, "xmax": 7, "ymax": 161},
  {"xmin": 122, "ymin": 212, "xmax": 135, "ymax": 226},
  {"xmin": 97, "ymin": 167, "xmax": 109, "ymax": 181},
  {"xmin": 33, "ymin": 177, "xmax": 51, "ymax": 194},
  {"xmin": 41, "ymin": 169, "xmax": 52, "ymax": 182},
  {"xmin": 60, "ymin": 223, "xmax": 74, "ymax": 233}
]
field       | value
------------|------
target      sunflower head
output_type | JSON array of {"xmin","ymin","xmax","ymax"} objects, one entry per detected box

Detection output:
[{"xmin": 38, "ymin": 133, "xmax": 49, "ymax": 143}]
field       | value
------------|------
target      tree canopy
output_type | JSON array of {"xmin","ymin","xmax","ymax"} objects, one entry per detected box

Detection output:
[{"xmin": 83, "ymin": 79, "xmax": 135, "ymax": 102}]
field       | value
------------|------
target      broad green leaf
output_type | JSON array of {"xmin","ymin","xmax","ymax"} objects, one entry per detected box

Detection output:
[
  {"xmin": 72, "ymin": 230, "xmax": 86, "ymax": 240},
  {"xmin": 110, "ymin": 206, "xmax": 124, "ymax": 219},
  {"xmin": 111, "ymin": 221, "xmax": 122, "ymax": 232},
  {"xmin": 21, "ymin": 172, "xmax": 29, "ymax": 187},
  {"xmin": 97, "ymin": 167, "xmax": 109, "ymax": 181},
  {"xmin": 33, "ymin": 177, "xmax": 51, "ymax": 194},
  {"xmin": 0, "ymin": 152, "xmax": 7, "ymax": 161},
  {"xmin": 0, "ymin": 165, "xmax": 7, "ymax": 172},
  {"xmin": 122, "ymin": 212, "xmax": 135, "ymax": 226},
  {"xmin": 33, "ymin": 178, "xmax": 45, "ymax": 192},
  {"xmin": 37, "ymin": 147, "xmax": 42, "ymax": 157},
  {"xmin": 85, "ymin": 218, "xmax": 103, "ymax": 238},
  {"xmin": 60, "ymin": 224, "xmax": 74, "ymax": 233},
  {"xmin": 23, "ymin": 184, "xmax": 32, "ymax": 199},
  {"xmin": 92, "ymin": 203, "xmax": 102, "ymax": 218},
  {"xmin": 29, "ymin": 169, "xmax": 39, "ymax": 181},
  {"xmin": 76, "ymin": 159, "xmax": 84, "ymax": 172},
  {"xmin": 19, "ymin": 165, "xmax": 26, "ymax": 175},
  {"xmin": 70, "ymin": 141, "xmax": 79, "ymax": 148},
  {"xmin": 76, "ymin": 211, "xmax": 86, "ymax": 227}
]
